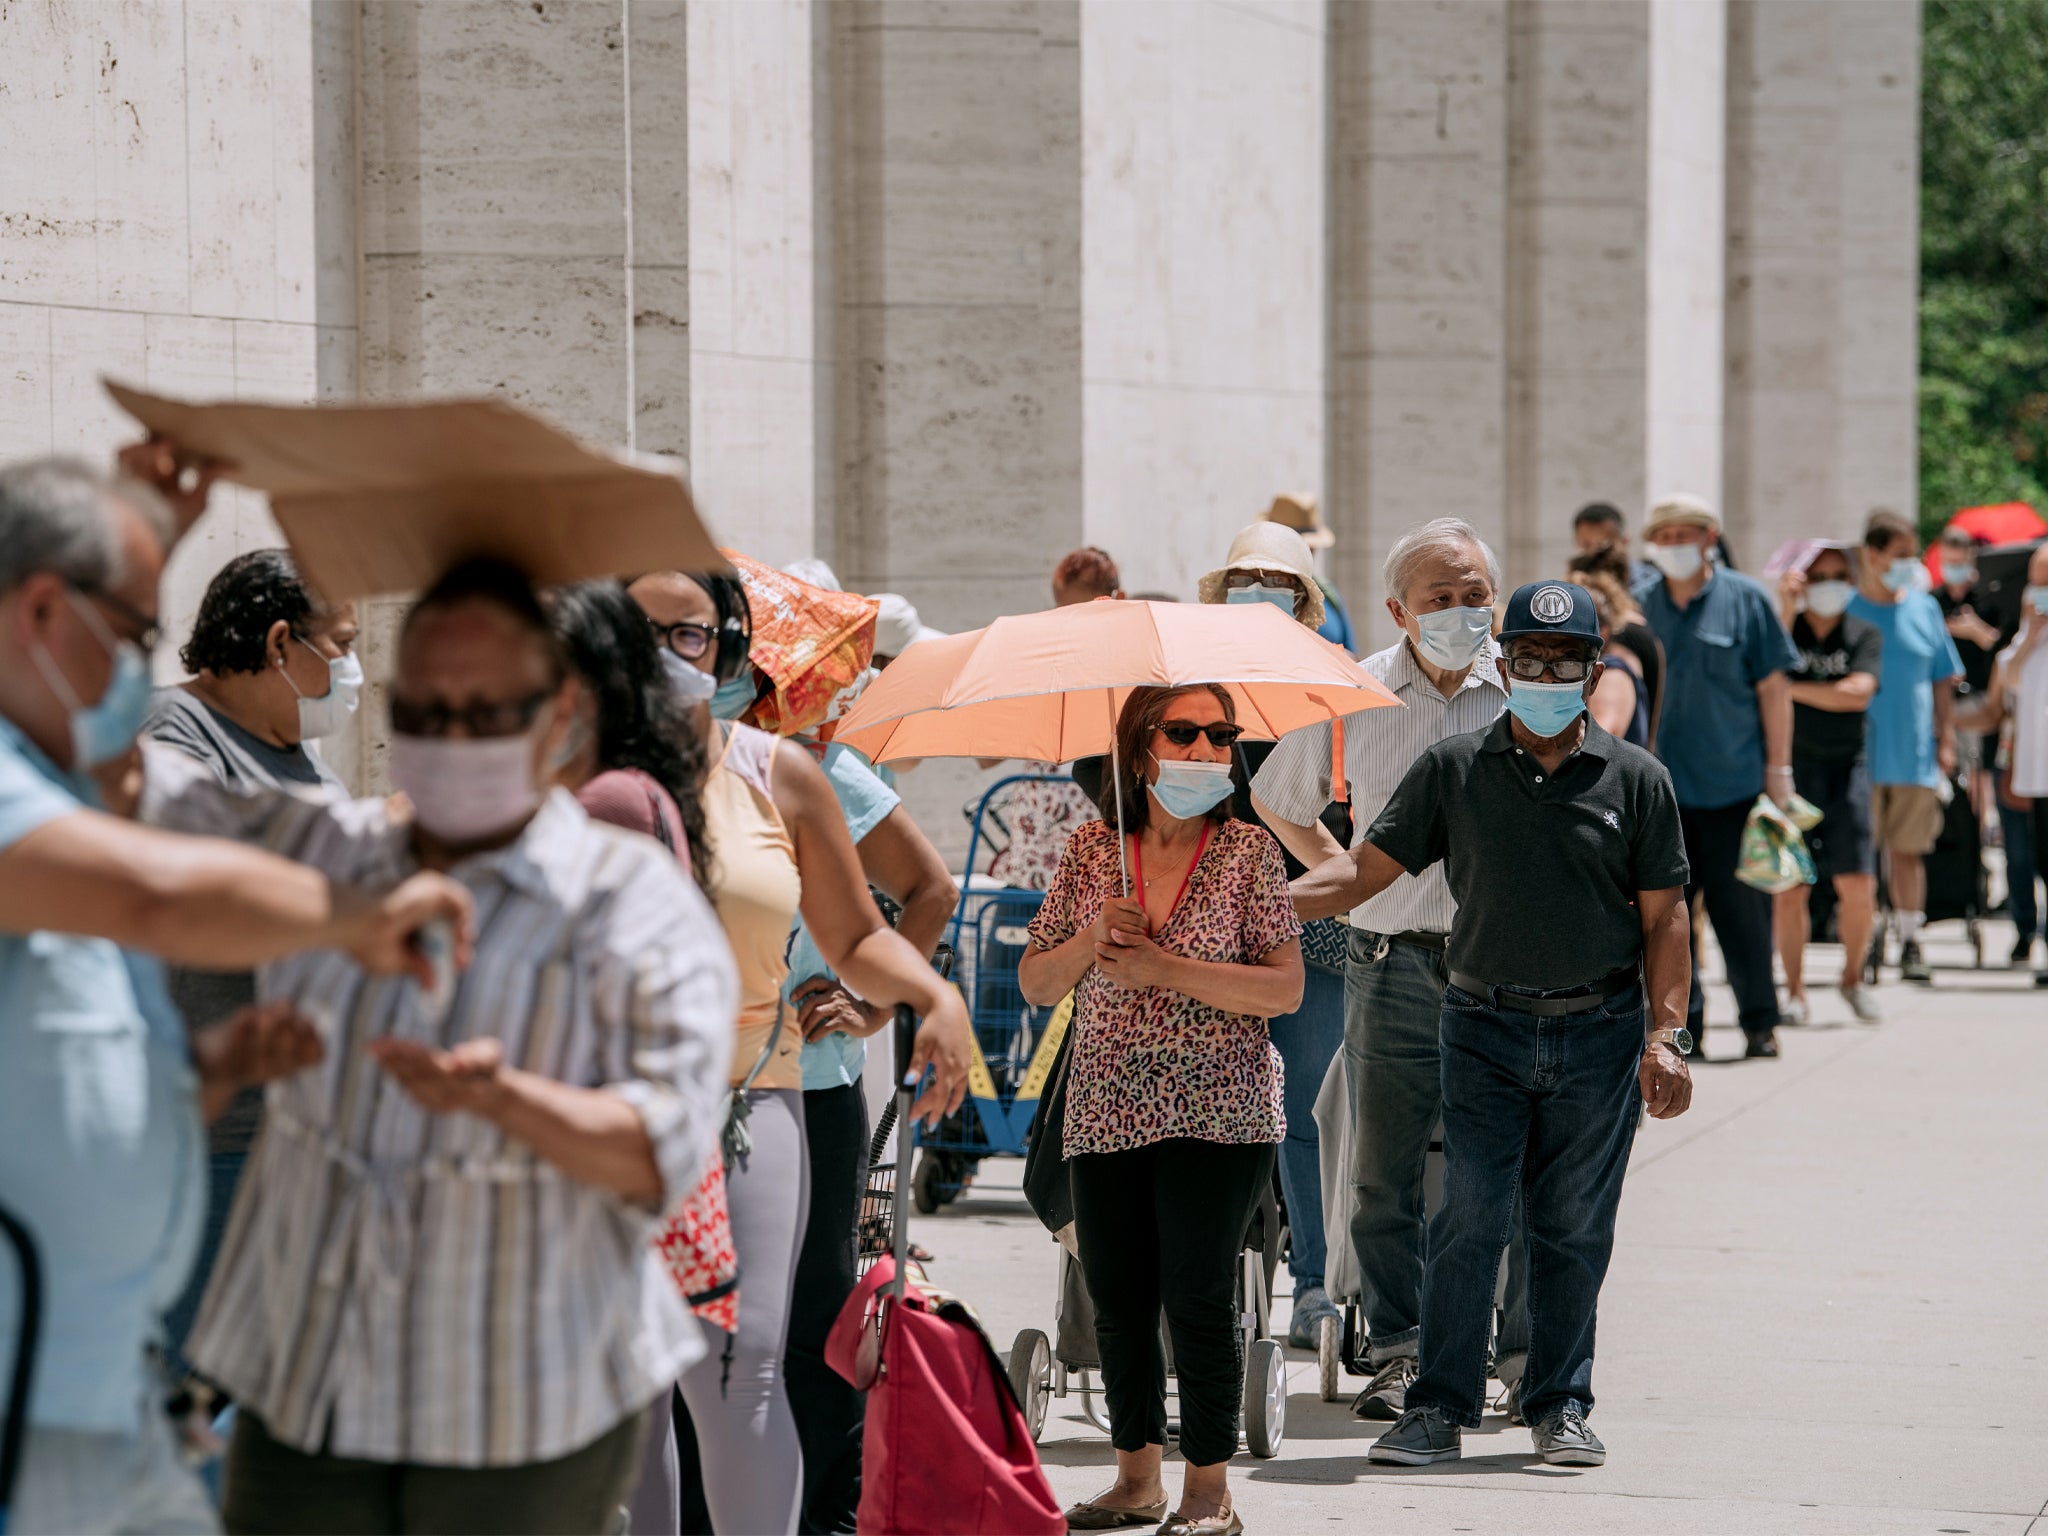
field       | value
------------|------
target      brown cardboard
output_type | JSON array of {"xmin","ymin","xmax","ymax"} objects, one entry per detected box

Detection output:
[{"xmin": 105, "ymin": 381, "xmax": 725, "ymax": 601}]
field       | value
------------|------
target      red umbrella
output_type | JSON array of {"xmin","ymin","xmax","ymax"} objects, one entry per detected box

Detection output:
[{"xmin": 1925, "ymin": 503, "xmax": 2047, "ymax": 581}]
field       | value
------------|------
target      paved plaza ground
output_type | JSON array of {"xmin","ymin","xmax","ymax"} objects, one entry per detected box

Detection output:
[{"xmin": 915, "ymin": 918, "xmax": 2048, "ymax": 1534}]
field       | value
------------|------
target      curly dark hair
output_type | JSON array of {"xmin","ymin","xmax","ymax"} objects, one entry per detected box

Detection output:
[
  {"xmin": 1102, "ymin": 683, "xmax": 1243, "ymax": 835},
  {"xmin": 548, "ymin": 580, "xmax": 712, "ymax": 892},
  {"xmin": 178, "ymin": 548, "xmax": 318, "ymax": 676}
]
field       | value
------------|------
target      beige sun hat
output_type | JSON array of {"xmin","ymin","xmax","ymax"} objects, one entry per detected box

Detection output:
[
  {"xmin": 1260, "ymin": 492, "xmax": 1334, "ymax": 551},
  {"xmin": 1644, "ymin": 493, "xmax": 1720, "ymax": 535},
  {"xmin": 1196, "ymin": 521, "xmax": 1326, "ymax": 631}
]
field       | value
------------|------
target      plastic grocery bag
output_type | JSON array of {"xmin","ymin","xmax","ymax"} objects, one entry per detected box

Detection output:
[{"xmin": 1736, "ymin": 794, "xmax": 1818, "ymax": 894}]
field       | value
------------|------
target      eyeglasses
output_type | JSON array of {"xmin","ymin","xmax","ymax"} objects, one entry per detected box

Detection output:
[
  {"xmin": 1504, "ymin": 654, "xmax": 1594, "ymax": 683},
  {"xmin": 72, "ymin": 583, "xmax": 162, "ymax": 652},
  {"xmin": 647, "ymin": 618, "xmax": 716, "ymax": 662},
  {"xmin": 390, "ymin": 687, "xmax": 554, "ymax": 740},
  {"xmin": 1157, "ymin": 720, "xmax": 1245, "ymax": 749},
  {"xmin": 1224, "ymin": 570, "xmax": 1301, "ymax": 591}
]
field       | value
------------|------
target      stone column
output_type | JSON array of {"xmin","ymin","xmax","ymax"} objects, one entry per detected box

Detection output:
[
  {"xmin": 1327, "ymin": 0, "xmax": 1510, "ymax": 649},
  {"xmin": 1724, "ymin": 0, "xmax": 1920, "ymax": 550},
  {"xmin": 828, "ymin": 0, "xmax": 1083, "ymax": 631},
  {"xmin": 1079, "ymin": 0, "xmax": 1326, "ymax": 600}
]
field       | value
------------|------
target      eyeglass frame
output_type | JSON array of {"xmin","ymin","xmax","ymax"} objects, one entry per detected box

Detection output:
[
  {"xmin": 1156, "ymin": 719, "xmax": 1246, "ymax": 749},
  {"xmin": 1501, "ymin": 648, "xmax": 1598, "ymax": 684},
  {"xmin": 70, "ymin": 582, "xmax": 163, "ymax": 653},
  {"xmin": 389, "ymin": 686, "xmax": 557, "ymax": 740},
  {"xmin": 647, "ymin": 617, "xmax": 717, "ymax": 663}
]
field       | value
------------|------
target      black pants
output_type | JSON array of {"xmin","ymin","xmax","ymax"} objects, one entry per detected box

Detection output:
[
  {"xmin": 788, "ymin": 1082, "xmax": 869, "ymax": 1534},
  {"xmin": 223, "ymin": 1410, "xmax": 646, "ymax": 1536},
  {"xmin": 1070, "ymin": 1138, "xmax": 1277, "ymax": 1469},
  {"xmin": 1679, "ymin": 799, "xmax": 1782, "ymax": 1039}
]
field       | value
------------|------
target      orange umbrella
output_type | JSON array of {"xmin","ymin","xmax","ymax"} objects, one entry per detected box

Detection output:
[{"xmin": 835, "ymin": 599, "xmax": 1401, "ymax": 885}]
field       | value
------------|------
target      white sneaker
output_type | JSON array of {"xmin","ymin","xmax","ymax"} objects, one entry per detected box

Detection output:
[
  {"xmin": 1839, "ymin": 983, "xmax": 1883, "ymax": 1022},
  {"xmin": 1780, "ymin": 996, "xmax": 1810, "ymax": 1026}
]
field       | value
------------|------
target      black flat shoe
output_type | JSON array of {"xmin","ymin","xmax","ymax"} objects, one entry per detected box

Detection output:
[{"xmin": 1743, "ymin": 1031, "xmax": 1779, "ymax": 1059}]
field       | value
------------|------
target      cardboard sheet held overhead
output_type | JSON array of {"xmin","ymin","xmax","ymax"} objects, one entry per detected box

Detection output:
[{"xmin": 106, "ymin": 381, "xmax": 726, "ymax": 602}]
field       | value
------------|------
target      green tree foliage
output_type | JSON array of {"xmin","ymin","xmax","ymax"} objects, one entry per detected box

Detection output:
[{"xmin": 1921, "ymin": 0, "xmax": 2048, "ymax": 533}]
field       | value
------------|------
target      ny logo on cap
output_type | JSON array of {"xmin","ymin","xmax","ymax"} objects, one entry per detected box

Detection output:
[{"xmin": 1530, "ymin": 585, "xmax": 1573, "ymax": 624}]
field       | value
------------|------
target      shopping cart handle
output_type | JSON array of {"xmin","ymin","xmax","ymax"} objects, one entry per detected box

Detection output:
[{"xmin": 893, "ymin": 1003, "xmax": 919, "ymax": 1090}]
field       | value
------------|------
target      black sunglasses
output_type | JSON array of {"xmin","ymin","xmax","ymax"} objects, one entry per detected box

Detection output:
[
  {"xmin": 390, "ymin": 687, "xmax": 555, "ymax": 740},
  {"xmin": 1157, "ymin": 720, "xmax": 1244, "ymax": 749},
  {"xmin": 648, "ymin": 618, "xmax": 715, "ymax": 662}
]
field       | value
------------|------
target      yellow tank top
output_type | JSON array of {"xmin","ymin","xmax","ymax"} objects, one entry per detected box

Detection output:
[{"xmin": 702, "ymin": 724, "xmax": 805, "ymax": 1089}]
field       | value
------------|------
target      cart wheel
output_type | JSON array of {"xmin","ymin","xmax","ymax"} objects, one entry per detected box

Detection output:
[
  {"xmin": 1243, "ymin": 1338, "xmax": 1286, "ymax": 1457},
  {"xmin": 1007, "ymin": 1329, "xmax": 1051, "ymax": 1442},
  {"xmin": 1316, "ymin": 1315, "xmax": 1342, "ymax": 1403},
  {"xmin": 911, "ymin": 1153, "xmax": 943, "ymax": 1215}
]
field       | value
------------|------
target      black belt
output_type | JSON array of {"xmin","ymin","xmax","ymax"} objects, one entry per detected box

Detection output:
[
  {"xmin": 1447, "ymin": 968, "xmax": 1639, "ymax": 1017},
  {"xmin": 1365, "ymin": 929, "xmax": 1448, "ymax": 954}
]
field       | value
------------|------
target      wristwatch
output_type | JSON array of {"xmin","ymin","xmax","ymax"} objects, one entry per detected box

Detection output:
[{"xmin": 1647, "ymin": 1026, "xmax": 1693, "ymax": 1056}]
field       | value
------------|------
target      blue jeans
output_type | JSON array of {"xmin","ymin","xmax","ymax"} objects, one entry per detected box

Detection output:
[
  {"xmin": 2000, "ymin": 776, "xmax": 2039, "ymax": 942},
  {"xmin": 1344, "ymin": 931, "xmax": 1528, "ymax": 1367},
  {"xmin": 1268, "ymin": 960, "xmax": 1344, "ymax": 1291},
  {"xmin": 1408, "ymin": 981, "xmax": 1645, "ymax": 1429}
]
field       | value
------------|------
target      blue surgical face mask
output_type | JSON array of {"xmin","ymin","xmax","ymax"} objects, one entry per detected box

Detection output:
[
  {"xmin": 2026, "ymin": 584, "xmax": 2048, "ymax": 616},
  {"xmin": 1226, "ymin": 584, "xmax": 1299, "ymax": 617},
  {"xmin": 1408, "ymin": 604, "xmax": 1493, "ymax": 670},
  {"xmin": 1880, "ymin": 557, "xmax": 1923, "ymax": 594},
  {"xmin": 1147, "ymin": 757, "xmax": 1235, "ymax": 820},
  {"xmin": 30, "ymin": 589, "xmax": 156, "ymax": 769},
  {"xmin": 1503, "ymin": 679, "xmax": 1587, "ymax": 740},
  {"xmin": 1941, "ymin": 561, "xmax": 1975, "ymax": 589},
  {"xmin": 710, "ymin": 671, "xmax": 758, "ymax": 721}
]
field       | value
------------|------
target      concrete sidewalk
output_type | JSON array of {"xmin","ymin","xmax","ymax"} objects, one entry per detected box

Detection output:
[{"xmin": 913, "ymin": 922, "xmax": 2048, "ymax": 1534}]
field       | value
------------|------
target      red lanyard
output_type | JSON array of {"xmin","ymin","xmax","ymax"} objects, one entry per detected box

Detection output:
[{"xmin": 1129, "ymin": 822, "xmax": 1211, "ymax": 933}]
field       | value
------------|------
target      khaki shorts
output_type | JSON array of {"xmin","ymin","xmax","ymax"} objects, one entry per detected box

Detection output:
[{"xmin": 1872, "ymin": 782, "xmax": 1944, "ymax": 855}]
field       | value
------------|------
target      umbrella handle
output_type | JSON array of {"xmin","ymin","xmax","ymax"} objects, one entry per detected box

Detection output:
[{"xmin": 1108, "ymin": 688, "xmax": 1130, "ymax": 897}]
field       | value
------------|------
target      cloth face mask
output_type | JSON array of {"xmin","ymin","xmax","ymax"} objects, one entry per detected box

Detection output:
[
  {"xmin": 1503, "ymin": 679, "xmax": 1587, "ymax": 740},
  {"xmin": 660, "ymin": 649, "xmax": 720, "ymax": 706},
  {"xmin": 1148, "ymin": 757, "xmax": 1234, "ymax": 820},
  {"xmin": 1226, "ymin": 585, "xmax": 1299, "ymax": 618},
  {"xmin": 389, "ymin": 727, "xmax": 546, "ymax": 844},
  {"xmin": 1803, "ymin": 581, "xmax": 1854, "ymax": 619},
  {"xmin": 285, "ymin": 641, "xmax": 364, "ymax": 740},
  {"xmin": 1409, "ymin": 604, "xmax": 1493, "ymax": 670},
  {"xmin": 1645, "ymin": 542, "xmax": 1703, "ymax": 582}
]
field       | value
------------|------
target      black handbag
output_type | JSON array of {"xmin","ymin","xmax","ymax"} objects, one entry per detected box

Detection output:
[{"xmin": 1022, "ymin": 1026, "xmax": 1074, "ymax": 1234}]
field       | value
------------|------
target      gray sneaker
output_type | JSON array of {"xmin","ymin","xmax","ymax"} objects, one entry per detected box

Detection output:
[
  {"xmin": 1368, "ymin": 1404, "xmax": 1462, "ymax": 1465},
  {"xmin": 1839, "ymin": 982, "xmax": 1883, "ymax": 1022},
  {"xmin": 1351, "ymin": 1354, "xmax": 1418, "ymax": 1421},
  {"xmin": 1532, "ymin": 1402, "xmax": 1606, "ymax": 1466}
]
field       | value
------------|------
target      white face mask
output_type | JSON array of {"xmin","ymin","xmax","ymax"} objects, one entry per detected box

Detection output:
[
  {"xmin": 283, "ymin": 640, "xmax": 363, "ymax": 740},
  {"xmin": 1646, "ymin": 542, "xmax": 1704, "ymax": 582},
  {"xmin": 1404, "ymin": 603, "xmax": 1493, "ymax": 671},
  {"xmin": 389, "ymin": 726, "xmax": 547, "ymax": 845},
  {"xmin": 1803, "ymin": 580, "xmax": 1853, "ymax": 619},
  {"xmin": 659, "ymin": 648, "xmax": 719, "ymax": 705}
]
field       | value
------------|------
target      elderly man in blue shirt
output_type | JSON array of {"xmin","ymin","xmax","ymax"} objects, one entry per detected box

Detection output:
[
  {"xmin": 1638, "ymin": 494, "xmax": 1800, "ymax": 1060},
  {"xmin": 0, "ymin": 450, "xmax": 470, "ymax": 1536}
]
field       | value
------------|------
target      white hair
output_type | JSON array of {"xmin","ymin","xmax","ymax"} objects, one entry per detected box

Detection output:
[
  {"xmin": 0, "ymin": 457, "xmax": 172, "ymax": 595},
  {"xmin": 1382, "ymin": 517, "xmax": 1501, "ymax": 604}
]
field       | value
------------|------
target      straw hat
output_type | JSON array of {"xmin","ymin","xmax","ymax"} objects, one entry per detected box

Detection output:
[
  {"xmin": 1196, "ymin": 522, "xmax": 1326, "ymax": 632},
  {"xmin": 1259, "ymin": 492, "xmax": 1334, "ymax": 551},
  {"xmin": 1644, "ymin": 493, "xmax": 1719, "ymax": 536}
]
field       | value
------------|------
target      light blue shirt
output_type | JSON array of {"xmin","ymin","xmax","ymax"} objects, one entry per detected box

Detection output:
[
  {"xmin": 1641, "ymin": 569, "xmax": 1801, "ymax": 809},
  {"xmin": 0, "ymin": 717, "xmax": 205, "ymax": 1433},
  {"xmin": 793, "ymin": 745, "xmax": 903, "ymax": 1091},
  {"xmin": 1848, "ymin": 590, "xmax": 1964, "ymax": 788}
]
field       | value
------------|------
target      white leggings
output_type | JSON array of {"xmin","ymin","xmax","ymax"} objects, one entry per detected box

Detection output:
[{"xmin": 630, "ymin": 1088, "xmax": 810, "ymax": 1536}]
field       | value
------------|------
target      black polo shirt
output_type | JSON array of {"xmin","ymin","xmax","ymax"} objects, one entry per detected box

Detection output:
[{"xmin": 1364, "ymin": 715, "xmax": 1691, "ymax": 992}]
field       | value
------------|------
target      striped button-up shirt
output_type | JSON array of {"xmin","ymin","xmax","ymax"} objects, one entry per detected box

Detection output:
[
  {"xmin": 143, "ymin": 750, "xmax": 736, "ymax": 1468},
  {"xmin": 1253, "ymin": 636, "xmax": 1508, "ymax": 934}
]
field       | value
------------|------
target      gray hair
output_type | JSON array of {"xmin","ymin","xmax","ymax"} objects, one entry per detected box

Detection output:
[
  {"xmin": 0, "ymin": 457, "xmax": 173, "ymax": 595},
  {"xmin": 1383, "ymin": 517, "xmax": 1502, "ymax": 604}
]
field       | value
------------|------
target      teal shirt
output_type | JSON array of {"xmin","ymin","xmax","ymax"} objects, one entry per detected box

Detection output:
[
  {"xmin": 1847, "ymin": 591, "xmax": 1964, "ymax": 788},
  {"xmin": 0, "ymin": 717, "xmax": 205, "ymax": 1432},
  {"xmin": 793, "ymin": 745, "xmax": 902, "ymax": 1091}
]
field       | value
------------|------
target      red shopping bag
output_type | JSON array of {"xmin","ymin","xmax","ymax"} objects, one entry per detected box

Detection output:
[{"xmin": 825, "ymin": 1255, "xmax": 1063, "ymax": 1536}]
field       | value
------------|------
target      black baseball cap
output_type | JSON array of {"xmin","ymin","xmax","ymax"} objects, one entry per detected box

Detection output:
[{"xmin": 1498, "ymin": 580, "xmax": 1601, "ymax": 645}]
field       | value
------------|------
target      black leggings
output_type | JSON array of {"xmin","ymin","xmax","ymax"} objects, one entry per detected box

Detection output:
[
  {"xmin": 1070, "ymin": 1138, "xmax": 1277, "ymax": 1469},
  {"xmin": 787, "ymin": 1083, "xmax": 870, "ymax": 1534}
]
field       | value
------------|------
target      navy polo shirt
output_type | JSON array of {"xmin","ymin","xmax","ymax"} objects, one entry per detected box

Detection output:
[
  {"xmin": 1365, "ymin": 716, "xmax": 1691, "ymax": 992},
  {"xmin": 1640, "ymin": 569, "xmax": 1799, "ymax": 809}
]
